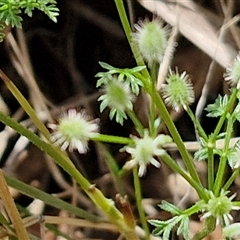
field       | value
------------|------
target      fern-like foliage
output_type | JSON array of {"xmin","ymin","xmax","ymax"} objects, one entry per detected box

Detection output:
[{"xmin": 0, "ymin": 0, "xmax": 59, "ymax": 41}]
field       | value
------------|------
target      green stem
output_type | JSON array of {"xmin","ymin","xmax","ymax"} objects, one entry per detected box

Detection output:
[
  {"xmin": 182, "ymin": 202, "xmax": 202, "ymax": 216},
  {"xmin": 208, "ymin": 89, "xmax": 238, "ymax": 192},
  {"xmin": 0, "ymin": 69, "xmax": 50, "ymax": 140},
  {"xmin": 161, "ymin": 153, "xmax": 207, "ymax": 201},
  {"xmin": 150, "ymin": 61, "xmax": 158, "ymax": 84},
  {"xmin": 126, "ymin": 109, "xmax": 145, "ymax": 136},
  {"xmin": 207, "ymin": 143, "xmax": 214, "ymax": 191},
  {"xmin": 150, "ymin": 89, "xmax": 202, "ymax": 186},
  {"xmin": 223, "ymin": 169, "xmax": 240, "ymax": 191},
  {"xmin": 185, "ymin": 105, "xmax": 215, "ymax": 190},
  {"xmin": 97, "ymin": 143, "xmax": 125, "ymax": 195},
  {"xmin": 134, "ymin": 73, "xmax": 202, "ymax": 187},
  {"xmin": 149, "ymin": 61, "xmax": 158, "ymax": 137},
  {"xmin": 92, "ymin": 134, "xmax": 133, "ymax": 145},
  {"xmin": 149, "ymin": 99, "xmax": 156, "ymax": 137},
  {"xmin": 133, "ymin": 167, "xmax": 150, "ymax": 240},
  {"xmin": 185, "ymin": 105, "xmax": 208, "ymax": 141},
  {"xmin": 114, "ymin": 0, "xmax": 150, "ymax": 79},
  {"xmin": 233, "ymin": 201, "xmax": 240, "ymax": 207},
  {"xmin": 191, "ymin": 216, "xmax": 216, "ymax": 240},
  {"xmin": 0, "ymin": 111, "xmax": 136, "ymax": 238},
  {"xmin": 214, "ymin": 118, "xmax": 234, "ymax": 196}
]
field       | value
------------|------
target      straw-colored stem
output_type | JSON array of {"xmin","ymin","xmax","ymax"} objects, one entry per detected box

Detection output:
[{"xmin": 0, "ymin": 169, "xmax": 30, "ymax": 240}]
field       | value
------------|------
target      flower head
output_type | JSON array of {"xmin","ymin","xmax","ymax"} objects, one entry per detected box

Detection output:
[
  {"xmin": 224, "ymin": 53, "xmax": 240, "ymax": 89},
  {"xmin": 133, "ymin": 19, "xmax": 168, "ymax": 66},
  {"xmin": 201, "ymin": 190, "xmax": 240, "ymax": 226},
  {"xmin": 98, "ymin": 77, "xmax": 135, "ymax": 125},
  {"xmin": 122, "ymin": 130, "xmax": 172, "ymax": 177},
  {"xmin": 161, "ymin": 69, "xmax": 195, "ymax": 112},
  {"xmin": 48, "ymin": 109, "xmax": 99, "ymax": 154}
]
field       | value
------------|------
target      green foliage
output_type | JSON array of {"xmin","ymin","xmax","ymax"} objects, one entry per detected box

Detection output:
[
  {"xmin": 0, "ymin": 0, "xmax": 59, "ymax": 41},
  {"xmin": 149, "ymin": 216, "xmax": 181, "ymax": 240},
  {"xmin": 149, "ymin": 201, "xmax": 191, "ymax": 240},
  {"xmin": 205, "ymin": 95, "xmax": 229, "ymax": 117},
  {"xmin": 96, "ymin": 61, "xmax": 144, "ymax": 95}
]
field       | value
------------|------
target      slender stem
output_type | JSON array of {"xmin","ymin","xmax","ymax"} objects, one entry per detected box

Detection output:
[
  {"xmin": 191, "ymin": 216, "xmax": 216, "ymax": 240},
  {"xmin": 126, "ymin": 109, "xmax": 145, "ymax": 136},
  {"xmin": 0, "ymin": 170, "xmax": 30, "ymax": 240},
  {"xmin": 182, "ymin": 202, "xmax": 202, "ymax": 216},
  {"xmin": 114, "ymin": 0, "xmax": 150, "ymax": 79},
  {"xmin": 133, "ymin": 167, "xmax": 150, "ymax": 240},
  {"xmin": 134, "ymin": 73, "xmax": 202, "ymax": 186},
  {"xmin": 149, "ymin": 99, "xmax": 156, "ymax": 137},
  {"xmin": 233, "ymin": 201, "xmax": 240, "ymax": 207},
  {"xmin": 185, "ymin": 105, "xmax": 208, "ymax": 141},
  {"xmin": 161, "ymin": 153, "xmax": 207, "ymax": 201},
  {"xmin": 185, "ymin": 105, "xmax": 215, "ymax": 190},
  {"xmin": 214, "ymin": 118, "xmax": 234, "ymax": 196},
  {"xmin": 0, "ymin": 69, "xmax": 50, "ymax": 139},
  {"xmin": 150, "ymin": 61, "xmax": 158, "ymax": 84},
  {"xmin": 150, "ymin": 89, "xmax": 202, "ymax": 186},
  {"xmin": 149, "ymin": 61, "xmax": 158, "ymax": 137},
  {"xmin": 223, "ymin": 169, "xmax": 240, "ymax": 191},
  {"xmin": 92, "ymin": 134, "xmax": 133, "ymax": 145},
  {"xmin": 97, "ymin": 143, "xmax": 125, "ymax": 195},
  {"xmin": 207, "ymin": 142, "xmax": 214, "ymax": 191}
]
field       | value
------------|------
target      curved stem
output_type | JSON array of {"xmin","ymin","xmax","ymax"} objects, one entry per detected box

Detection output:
[{"xmin": 191, "ymin": 216, "xmax": 216, "ymax": 240}]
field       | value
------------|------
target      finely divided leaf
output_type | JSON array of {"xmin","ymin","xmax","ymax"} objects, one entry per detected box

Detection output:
[{"xmin": 205, "ymin": 95, "xmax": 228, "ymax": 117}]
